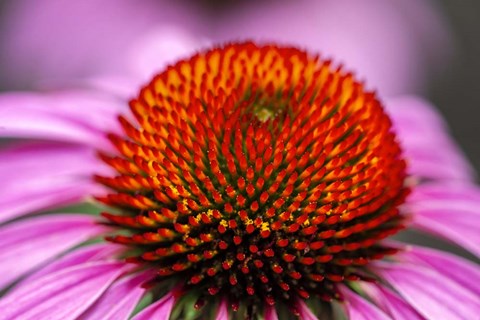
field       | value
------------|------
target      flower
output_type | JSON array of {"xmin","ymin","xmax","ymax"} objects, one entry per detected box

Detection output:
[
  {"xmin": 0, "ymin": 42, "xmax": 479, "ymax": 320},
  {"xmin": 0, "ymin": 0, "xmax": 451, "ymax": 96}
]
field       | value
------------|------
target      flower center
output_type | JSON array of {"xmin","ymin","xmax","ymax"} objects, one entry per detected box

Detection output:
[{"xmin": 96, "ymin": 43, "xmax": 408, "ymax": 312}]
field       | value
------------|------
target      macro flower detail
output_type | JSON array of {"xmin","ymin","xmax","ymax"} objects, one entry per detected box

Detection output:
[
  {"xmin": 96, "ymin": 43, "xmax": 408, "ymax": 310},
  {"xmin": 0, "ymin": 42, "xmax": 478, "ymax": 320}
]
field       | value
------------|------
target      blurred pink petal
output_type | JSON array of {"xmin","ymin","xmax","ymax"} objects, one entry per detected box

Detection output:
[
  {"xmin": 377, "ymin": 263, "xmax": 480, "ymax": 319},
  {"xmin": 398, "ymin": 245, "xmax": 480, "ymax": 294},
  {"xmin": 82, "ymin": 271, "xmax": 153, "ymax": 320},
  {"xmin": 0, "ymin": 96, "xmax": 106, "ymax": 146},
  {"xmin": 0, "ymin": 0, "xmax": 204, "ymax": 89},
  {"xmin": 17, "ymin": 243, "xmax": 120, "ymax": 286},
  {"xmin": 128, "ymin": 26, "xmax": 208, "ymax": 83},
  {"xmin": 361, "ymin": 283, "xmax": 423, "ymax": 320},
  {"xmin": 0, "ymin": 214, "xmax": 107, "ymax": 290},
  {"xmin": 296, "ymin": 300, "xmax": 319, "ymax": 320},
  {"xmin": 86, "ymin": 75, "xmax": 147, "ymax": 100},
  {"xmin": 0, "ymin": 91, "xmax": 125, "ymax": 149},
  {"xmin": 386, "ymin": 96, "xmax": 476, "ymax": 181},
  {"xmin": 0, "ymin": 0, "xmax": 451, "ymax": 96},
  {"xmin": 0, "ymin": 261, "xmax": 127, "ymax": 320},
  {"xmin": 215, "ymin": 300, "xmax": 229, "ymax": 320},
  {"xmin": 264, "ymin": 306, "xmax": 279, "ymax": 320},
  {"xmin": 0, "ymin": 142, "xmax": 111, "ymax": 181},
  {"xmin": 409, "ymin": 181, "xmax": 480, "ymax": 203},
  {"xmin": 131, "ymin": 292, "xmax": 175, "ymax": 320},
  {"xmin": 340, "ymin": 286, "xmax": 390, "ymax": 320},
  {"xmin": 0, "ymin": 143, "xmax": 109, "ymax": 222},
  {"xmin": 0, "ymin": 183, "xmax": 101, "ymax": 224},
  {"xmin": 408, "ymin": 183, "xmax": 480, "ymax": 257},
  {"xmin": 411, "ymin": 210, "xmax": 480, "ymax": 257},
  {"xmin": 86, "ymin": 28, "xmax": 205, "ymax": 99},
  {"xmin": 214, "ymin": 0, "xmax": 452, "ymax": 96}
]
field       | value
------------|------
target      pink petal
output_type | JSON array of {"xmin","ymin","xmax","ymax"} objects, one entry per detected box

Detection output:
[
  {"xmin": 412, "ymin": 214, "xmax": 480, "ymax": 257},
  {"xmin": 376, "ymin": 263, "xmax": 480, "ymax": 320},
  {"xmin": 340, "ymin": 286, "xmax": 390, "ymax": 320},
  {"xmin": 407, "ymin": 184, "xmax": 480, "ymax": 257},
  {"xmin": 132, "ymin": 292, "xmax": 175, "ymax": 320},
  {"xmin": 264, "ymin": 306, "xmax": 279, "ymax": 320},
  {"xmin": 296, "ymin": 300, "xmax": 318, "ymax": 320},
  {"xmin": 361, "ymin": 283, "xmax": 423, "ymax": 320},
  {"xmin": 0, "ymin": 261, "xmax": 128, "ymax": 320},
  {"xmin": 409, "ymin": 182, "xmax": 480, "ymax": 205},
  {"xmin": 385, "ymin": 96, "xmax": 475, "ymax": 182},
  {"xmin": 214, "ymin": 0, "xmax": 451, "ymax": 96},
  {"xmin": 39, "ymin": 90, "xmax": 125, "ymax": 129},
  {"xmin": 0, "ymin": 183, "xmax": 103, "ymax": 225},
  {"xmin": 0, "ymin": 214, "xmax": 107, "ymax": 290},
  {"xmin": 403, "ymin": 150, "xmax": 475, "ymax": 182},
  {"xmin": 0, "ymin": 0, "xmax": 204, "ymax": 89},
  {"xmin": 397, "ymin": 245, "xmax": 480, "ymax": 295},
  {"xmin": 0, "ymin": 142, "xmax": 111, "ymax": 181},
  {"xmin": 215, "ymin": 300, "xmax": 229, "ymax": 320},
  {"xmin": 86, "ymin": 75, "xmax": 145, "ymax": 99},
  {"xmin": 17, "ymin": 243, "xmax": 120, "ymax": 287},
  {"xmin": 0, "ymin": 91, "xmax": 123, "ymax": 149},
  {"xmin": 128, "ymin": 26, "xmax": 206, "ymax": 83},
  {"xmin": 0, "ymin": 142, "xmax": 109, "ymax": 223},
  {"xmin": 81, "ymin": 271, "xmax": 153, "ymax": 320},
  {"xmin": 85, "ymin": 27, "xmax": 204, "ymax": 99}
]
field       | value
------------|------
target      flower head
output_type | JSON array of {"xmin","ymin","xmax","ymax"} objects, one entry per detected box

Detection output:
[
  {"xmin": 98, "ymin": 43, "xmax": 408, "ymax": 309},
  {"xmin": 0, "ymin": 42, "xmax": 478, "ymax": 320}
]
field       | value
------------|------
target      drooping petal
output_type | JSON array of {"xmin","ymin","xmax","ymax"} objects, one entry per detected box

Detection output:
[
  {"xmin": 361, "ymin": 282, "xmax": 423, "ymax": 320},
  {"xmin": 385, "ymin": 96, "xmax": 475, "ymax": 182},
  {"xmin": 0, "ymin": 91, "xmax": 123, "ymax": 149},
  {"xmin": 0, "ymin": 214, "xmax": 107, "ymax": 290},
  {"xmin": 131, "ymin": 292, "xmax": 175, "ymax": 320},
  {"xmin": 0, "ymin": 261, "xmax": 128, "ymax": 320},
  {"xmin": 376, "ymin": 262, "xmax": 480, "ymax": 320},
  {"xmin": 340, "ymin": 286, "xmax": 391, "ymax": 320},
  {"xmin": 296, "ymin": 300, "xmax": 319, "ymax": 320},
  {"xmin": 397, "ymin": 245, "xmax": 480, "ymax": 295},
  {"xmin": 407, "ymin": 183, "xmax": 480, "ymax": 257},
  {"xmin": 81, "ymin": 271, "xmax": 153, "ymax": 320},
  {"xmin": 0, "ymin": 142, "xmax": 110, "ymax": 223}
]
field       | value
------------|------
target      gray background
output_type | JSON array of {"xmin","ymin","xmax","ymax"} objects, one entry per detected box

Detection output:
[{"xmin": 428, "ymin": 1, "xmax": 480, "ymax": 180}]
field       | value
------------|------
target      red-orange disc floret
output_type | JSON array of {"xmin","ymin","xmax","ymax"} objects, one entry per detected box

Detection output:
[{"xmin": 96, "ymin": 43, "xmax": 408, "ymax": 306}]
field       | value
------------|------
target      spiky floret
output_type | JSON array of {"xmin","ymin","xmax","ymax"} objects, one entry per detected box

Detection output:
[{"xmin": 96, "ymin": 42, "xmax": 408, "ymax": 314}]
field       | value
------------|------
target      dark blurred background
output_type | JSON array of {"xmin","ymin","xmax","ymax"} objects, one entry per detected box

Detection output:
[
  {"xmin": 429, "ymin": 0, "xmax": 480, "ymax": 181},
  {"xmin": 0, "ymin": 0, "xmax": 478, "ymax": 175}
]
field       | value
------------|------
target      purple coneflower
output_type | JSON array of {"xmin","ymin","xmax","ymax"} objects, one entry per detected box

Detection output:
[{"xmin": 0, "ymin": 42, "xmax": 478, "ymax": 320}]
